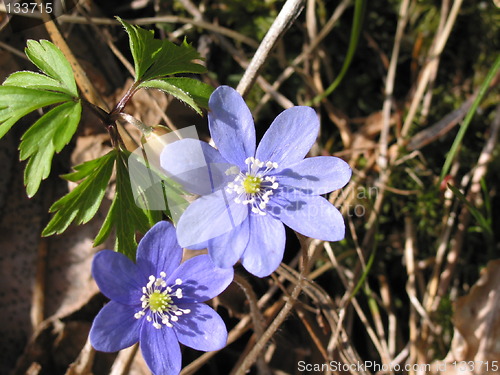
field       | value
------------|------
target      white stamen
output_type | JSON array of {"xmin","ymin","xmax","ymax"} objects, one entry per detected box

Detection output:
[
  {"xmin": 225, "ymin": 166, "xmax": 240, "ymax": 175},
  {"xmin": 226, "ymin": 157, "xmax": 279, "ymax": 215},
  {"xmin": 133, "ymin": 271, "xmax": 190, "ymax": 329}
]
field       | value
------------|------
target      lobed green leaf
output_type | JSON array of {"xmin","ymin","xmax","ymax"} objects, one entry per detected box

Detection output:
[
  {"xmin": 42, "ymin": 151, "xmax": 117, "ymax": 237},
  {"xmin": 117, "ymin": 18, "xmax": 206, "ymax": 82},
  {"xmin": 117, "ymin": 17, "xmax": 162, "ymax": 81},
  {"xmin": 3, "ymin": 71, "xmax": 69, "ymax": 93},
  {"xmin": 20, "ymin": 101, "xmax": 82, "ymax": 197},
  {"xmin": 94, "ymin": 150, "xmax": 155, "ymax": 258},
  {"xmin": 0, "ymin": 86, "xmax": 71, "ymax": 139},
  {"xmin": 1, "ymin": 40, "xmax": 81, "ymax": 197},
  {"xmin": 139, "ymin": 77, "xmax": 213, "ymax": 115},
  {"xmin": 61, "ymin": 156, "xmax": 109, "ymax": 182},
  {"xmin": 25, "ymin": 39, "xmax": 78, "ymax": 97},
  {"xmin": 143, "ymin": 38, "xmax": 206, "ymax": 80}
]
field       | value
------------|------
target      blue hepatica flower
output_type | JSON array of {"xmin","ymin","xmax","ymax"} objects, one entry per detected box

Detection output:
[
  {"xmin": 161, "ymin": 86, "xmax": 351, "ymax": 277},
  {"xmin": 89, "ymin": 221, "xmax": 233, "ymax": 375}
]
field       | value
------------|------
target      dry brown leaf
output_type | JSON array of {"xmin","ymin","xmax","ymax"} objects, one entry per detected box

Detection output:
[{"xmin": 430, "ymin": 260, "xmax": 500, "ymax": 374}]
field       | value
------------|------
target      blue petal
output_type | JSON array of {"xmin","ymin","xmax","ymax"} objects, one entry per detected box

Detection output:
[
  {"xmin": 140, "ymin": 323, "xmax": 181, "ymax": 375},
  {"xmin": 276, "ymin": 156, "xmax": 351, "ymax": 195},
  {"xmin": 256, "ymin": 106, "xmax": 319, "ymax": 167},
  {"xmin": 168, "ymin": 254, "xmax": 234, "ymax": 303},
  {"xmin": 173, "ymin": 302, "xmax": 228, "ymax": 351},
  {"xmin": 269, "ymin": 192, "xmax": 345, "ymax": 241},
  {"xmin": 176, "ymin": 189, "xmax": 249, "ymax": 248},
  {"xmin": 90, "ymin": 301, "xmax": 141, "ymax": 352},
  {"xmin": 208, "ymin": 86, "xmax": 256, "ymax": 168},
  {"xmin": 136, "ymin": 221, "xmax": 182, "ymax": 279},
  {"xmin": 92, "ymin": 250, "xmax": 144, "ymax": 305},
  {"xmin": 208, "ymin": 217, "xmax": 250, "ymax": 269},
  {"xmin": 160, "ymin": 138, "xmax": 233, "ymax": 195},
  {"xmin": 240, "ymin": 214, "xmax": 286, "ymax": 277}
]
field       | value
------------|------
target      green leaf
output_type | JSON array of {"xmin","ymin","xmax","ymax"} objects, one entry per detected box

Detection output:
[
  {"xmin": 0, "ymin": 40, "xmax": 81, "ymax": 197},
  {"xmin": 42, "ymin": 150, "xmax": 117, "ymax": 237},
  {"xmin": 3, "ymin": 71, "xmax": 69, "ymax": 93},
  {"xmin": 25, "ymin": 39, "xmax": 78, "ymax": 97},
  {"xmin": 94, "ymin": 150, "xmax": 153, "ymax": 258},
  {"xmin": 143, "ymin": 38, "xmax": 206, "ymax": 80},
  {"xmin": 117, "ymin": 17, "xmax": 162, "ymax": 81},
  {"xmin": 117, "ymin": 18, "xmax": 206, "ymax": 82},
  {"xmin": 0, "ymin": 86, "xmax": 71, "ymax": 139},
  {"xmin": 20, "ymin": 100, "xmax": 82, "ymax": 197},
  {"xmin": 139, "ymin": 78, "xmax": 213, "ymax": 115},
  {"xmin": 61, "ymin": 156, "xmax": 108, "ymax": 182}
]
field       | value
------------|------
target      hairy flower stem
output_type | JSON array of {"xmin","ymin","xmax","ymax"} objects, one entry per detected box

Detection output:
[
  {"xmin": 112, "ymin": 113, "xmax": 153, "ymax": 137},
  {"xmin": 111, "ymin": 80, "xmax": 141, "ymax": 117},
  {"xmin": 81, "ymin": 100, "xmax": 122, "ymax": 149},
  {"xmin": 82, "ymin": 80, "xmax": 146, "ymax": 149}
]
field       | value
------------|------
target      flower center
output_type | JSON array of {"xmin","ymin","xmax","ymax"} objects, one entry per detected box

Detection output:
[
  {"xmin": 148, "ymin": 291, "xmax": 172, "ymax": 312},
  {"xmin": 243, "ymin": 175, "xmax": 262, "ymax": 194},
  {"xmin": 226, "ymin": 157, "xmax": 279, "ymax": 215},
  {"xmin": 134, "ymin": 272, "xmax": 191, "ymax": 329}
]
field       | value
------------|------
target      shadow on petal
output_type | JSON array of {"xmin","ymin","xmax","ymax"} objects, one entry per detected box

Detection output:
[
  {"xmin": 174, "ymin": 303, "xmax": 228, "ymax": 351},
  {"xmin": 274, "ymin": 156, "xmax": 352, "ymax": 195},
  {"xmin": 175, "ymin": 312, "xmax": 212, "ymax": 337},
  {"xmin": 279, "ymin": 167, "xmax": 320, "ymax": 182},
  {"xmin": 174, "ymin": 278, "xmax": 210, "ymax": 302},
  {"xmin": 269, "ymin": 192, "xmax": 345, "ymax": 241},
  {"xmin": 278, "ymin": 181, "xmax": 314, "ymax": 195}
]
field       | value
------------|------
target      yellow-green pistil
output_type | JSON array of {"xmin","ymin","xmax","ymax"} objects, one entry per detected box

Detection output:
[
  {"xmin": 134, "ymin": 272, "xmax": 191, "ymax": 329},
  {"xmin": 148, "ymin": 291, "xmax": 172, "ymax": 312},
  {"xmin": 226, "ymin": 157, "xmax": 279, "ymax": 215},
  {"xmin": 243, "ymin": 175, "xmax": 262, "ymax": 194}
]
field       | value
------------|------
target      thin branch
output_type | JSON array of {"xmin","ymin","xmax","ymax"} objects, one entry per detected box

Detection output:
[
  {"xmin": 236, "ymin": 0, "xmax": 306, "ymax": 97},
  {"xmin": 400, "ymin": 0, "xmax": 464, "ymax": 138},
  {"xmin": 253, "ymin": 0, "xmax": 352, "ymax": 115},
  {"xmin": 378, "ymin": 0, "xmax": 410, "ymax": 170},
  {"xmin": 232, "ymin": 271, "xmax": 304, "ymax": 375}
]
